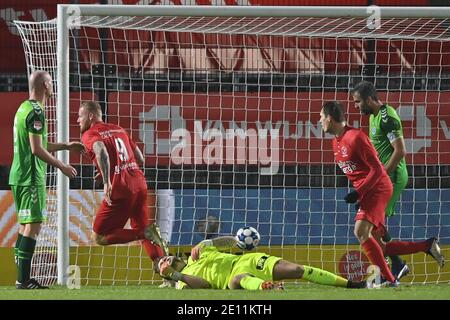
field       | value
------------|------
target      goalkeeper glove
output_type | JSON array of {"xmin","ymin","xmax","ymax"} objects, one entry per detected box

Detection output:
[{"xmin": 344, "ymin": 190, "xmax": 359, "ymax": 204}]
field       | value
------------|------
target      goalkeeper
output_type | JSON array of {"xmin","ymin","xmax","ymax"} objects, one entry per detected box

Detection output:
[
  {"xmin": 154, "ymin": 236, "xmax": 367, "ymax": 290},
  {"xmin": 351, "ymin": 81, "xmax": 409, "ymax": 281}
]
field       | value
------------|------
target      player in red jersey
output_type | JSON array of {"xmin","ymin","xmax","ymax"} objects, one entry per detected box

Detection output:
[
  {"xmin": 77, "ymin": 101, "xmax": 168, "ymax": 262},
  {"xmin": 320, "ymin": 101, "xmax": 444, "ymax": 286}
]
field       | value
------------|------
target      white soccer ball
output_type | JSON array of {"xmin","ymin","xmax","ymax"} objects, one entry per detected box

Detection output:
[{"xmin": 236, "ymin": 226, "xmax": 260, "ymax": 250}]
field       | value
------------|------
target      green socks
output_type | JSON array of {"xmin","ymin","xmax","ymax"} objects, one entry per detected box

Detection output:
[
  {"xmin": 17, "ymin": 236, "xmax": 36, "ymax": 283},
  {"xmin": 240, "ymin": 275, "xmax": 265, "ymax": 290},
  {"xmin": 239, "ymin": 266, "xmax": 349, "ymax": 290},
  {"xmin": 302, "ymin": 265, "xmax": 348, "ymax": 288},
  {"xmin": 14, "ymin": 233, "xmax": 23, "ymax": 266}
]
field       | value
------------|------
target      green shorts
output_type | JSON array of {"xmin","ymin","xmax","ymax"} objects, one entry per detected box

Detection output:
[
  {"xmin": 386, "ymin": 166, "xmax": 408, "ymax": 217},
  {"xmin": 11, "ymin": 185, "xmax": 47, "ymax": 224},
  {"xmin": 229, "ymin": 253, "xmax": 282, "ymax": 287}
]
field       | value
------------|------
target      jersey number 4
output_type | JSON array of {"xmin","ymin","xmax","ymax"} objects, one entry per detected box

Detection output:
[{"xmin": 114, "ymin": 137, "xmax": 129, "ymax": 162}]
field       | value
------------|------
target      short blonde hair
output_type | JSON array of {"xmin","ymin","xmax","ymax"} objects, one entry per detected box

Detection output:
[{"xmin": 81, "ymin": 101, "xmax": 102, "ymax": 117}]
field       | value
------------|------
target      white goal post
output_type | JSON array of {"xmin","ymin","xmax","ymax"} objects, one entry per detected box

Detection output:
[{"xmin": 15, "ymin": 5, "xmax": 450, "ymax": 286}]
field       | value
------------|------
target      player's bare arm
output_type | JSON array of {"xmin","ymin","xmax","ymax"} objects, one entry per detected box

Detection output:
[
  {"xmin": 29, "ymin": 134, "xmax": 77, "ymax": 178},
  {"xmin": 210, "ymin": 236, "xmax": 238, "ymax": 248},
  {"xmin": 178, "ymin": 274, "xmax": 211, "ymax": 289},
  {"xmin": 93, "ymin": 141, "xmax": 112, "ymax": 205},
  {"xmin": 133, "ymin": 145, "xmax": 144, "ymax": 166},
  {"xmin": 191, "ymin": 236, "xmax": 238, "ymax": 261},
  {"xmin": 47, "ymin": 141, "xmax": 85, "ymax": 153},
  {"xmin": 384, "ymin": 137, "xmax": 407, "ymax": 174},
  {"xmin": 159, "ymin": 259, "xmax": 210, "ymax": 289}
]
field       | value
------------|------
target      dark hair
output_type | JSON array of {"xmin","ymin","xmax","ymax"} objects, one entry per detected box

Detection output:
[
  {"xmin": 351, "ymin": 81, "xmax": 378, "ymax": 101},
  {"xmin": 322, "ymin": 101, "xmax": 345, "ymax": 122}
]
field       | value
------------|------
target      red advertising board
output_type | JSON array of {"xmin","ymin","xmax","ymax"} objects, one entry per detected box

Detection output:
[
  {"xmin": 2, "ymin": 91, "xmax": 449, "ymax": 167},
  {"xmin": 105, "ymin": 91, "xmax": 450, "ymax": 166},
  {"xmin": 0, "ymin": 92, "xmax": 28, "ymax": 165}
]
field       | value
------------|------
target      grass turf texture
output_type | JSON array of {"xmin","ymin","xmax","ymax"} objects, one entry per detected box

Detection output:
[{"xmin": 0, "ymin": 284, "xmax": 449, "ymax": 300}]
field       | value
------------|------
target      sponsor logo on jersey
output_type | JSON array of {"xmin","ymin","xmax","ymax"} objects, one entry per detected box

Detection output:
[
  {"xmin": 256, "ymin": 255, "xmax": 269, "ymax": 270},
  {"xmin": 33, "ymin": 120, "xmax": 42, "ymax": 131},
  {"xmin": 337, "ymin": 160, "xmax": 357, "ymax": 174},
  {"xmin": 340, "ymin": 146, "xmax": 348, "ymax": 157},
  {"xmin": 371, "ymin": 127, "xmax": 376, "ymax": 136}
]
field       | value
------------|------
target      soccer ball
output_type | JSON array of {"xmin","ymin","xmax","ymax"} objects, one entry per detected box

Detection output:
[{"xmin": 236, "ymin": 226, "xmax": 260, "ymax": 250}]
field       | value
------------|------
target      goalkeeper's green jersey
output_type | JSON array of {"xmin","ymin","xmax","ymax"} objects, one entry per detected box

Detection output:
[
  {"xmin": 9, "ymin": 100, "xmax": 48, "ymax": 186},
  {"xmin": 369, "ymin": 104, "xmax": 407, "ymax": 173},
  {"xmin": 178, "ymin": 246, "xmax": 240, "ymax": 289}
]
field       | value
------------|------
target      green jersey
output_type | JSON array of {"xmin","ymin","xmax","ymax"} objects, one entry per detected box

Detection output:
[
  {"xmin": 178, "ymin": 246, "xmax": 240, "ymax": 289},
  {"xmin": 9, "ymin": 100, "xmax": 48, "ymax": 186},
  {"xmin": 369, "ymin": 104, "xmax": 407, "ymax": 171}
]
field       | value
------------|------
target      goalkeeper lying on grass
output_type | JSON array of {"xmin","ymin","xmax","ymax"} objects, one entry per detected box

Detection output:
[{"xmin": 154, "ymin": 236, "xmax": 366, "ymax": 290}]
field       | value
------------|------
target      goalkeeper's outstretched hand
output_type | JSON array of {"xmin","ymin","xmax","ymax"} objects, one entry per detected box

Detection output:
[{"xmin": 344, "ymin": 190, "xmax": 359, "ymax": 204}]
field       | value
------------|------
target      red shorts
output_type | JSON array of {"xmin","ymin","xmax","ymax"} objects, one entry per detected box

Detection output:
[
  {"xmin": 93, "ymin": 188, "xmax": 149, "ymax": 235},
  {"xmin": 354, "ymin": 179, "xmax": 393, "ymax": 233}
]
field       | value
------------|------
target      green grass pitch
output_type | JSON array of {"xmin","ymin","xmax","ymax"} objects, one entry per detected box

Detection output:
[{"xmin": 1, "ymin": 283, "xmax": 449, "ymax": 300}]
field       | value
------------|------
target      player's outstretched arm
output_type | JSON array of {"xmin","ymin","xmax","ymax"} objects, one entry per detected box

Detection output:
[
  {"xmin": 29, "ymin": 134, "xmax": 77, "ymax": 178},
  {"xmin": 177, "ymin": 274, "xmax": 211, "ymax": 289},
  {"xmin": 210, "ymin": 236, "xmax": 238, "ymax": 248},
  {"xmin": 191, "ymin": 236, "xmax": 238, "ymax": 261},
  {"xmin": 47, "ymin": 141, "xmax": 85, "ymax": 153},
  {"xmin": 159, "ymin": 262, "xmax": 210, "ymax": 289}
]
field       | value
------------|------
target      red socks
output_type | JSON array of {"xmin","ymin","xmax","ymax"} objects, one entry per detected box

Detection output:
[
  {"xmin": 385, "ymin": 240, "xmax": 429, "ymax": 256},
  {"xmin": 362, "ymin": 237, "xmax": 396, "ymax": 283},
  {"xmin": 104, "ymin": 229, "xmax": 144, "ymax": 244},
  {"xmin": 102, "ymin": 229, "xmax": 165, "ymax": 261},
  {"xmin": 142, "ymin": 239, "xmax": 165, "ymax": 261}
]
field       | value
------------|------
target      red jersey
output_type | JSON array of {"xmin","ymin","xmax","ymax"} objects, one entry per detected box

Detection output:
[
  {"xmin": 333, "ymin": 126, "xmax": 391, "ymax": 197},
  {"xmin": 82, "ymin": 122, "xmax": 146, "ymax": 197}
]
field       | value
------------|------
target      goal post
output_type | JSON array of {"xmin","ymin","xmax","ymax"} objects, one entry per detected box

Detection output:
[
  {"xmin": 14, "ymin": 4, "xmax": 450, "ymax": 286},
  {"xmin": 57, "ymin": 4, "xmax": 70, "ymax": 286}
]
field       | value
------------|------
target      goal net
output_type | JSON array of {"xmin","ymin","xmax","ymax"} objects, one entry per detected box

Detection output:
[{"xmin": 14, "ymin": 5, "xmax": 450, "ymax": 285}]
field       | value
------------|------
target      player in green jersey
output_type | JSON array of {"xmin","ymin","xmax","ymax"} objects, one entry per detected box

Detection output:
[
  {"xmin": 351, "ymin": 81, "xmax": 410, "ymax": 281},
  {"xmin": 154, "ymin": 236, "xmax": 366, "ymax": 290},
  {"xmin": 9, "ymin": 70, "xmax": 84, "ymax": 289}
]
